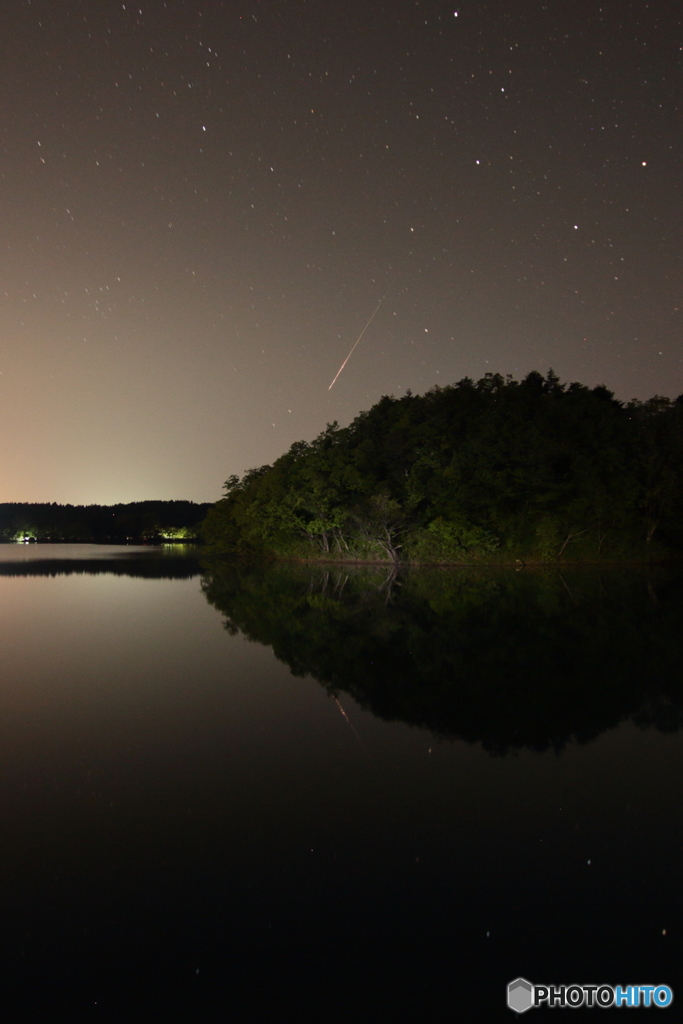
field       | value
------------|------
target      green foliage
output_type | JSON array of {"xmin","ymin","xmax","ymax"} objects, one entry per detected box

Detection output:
[
  {"xmin": 534, "ymin": 518, "xmax": 563, "ymax": 561},
  {"xmin": 407, "ymin": 515, "xmax": 499, "ymax": 561},
  {"xmin": 203, "ymin": 371, "xmax": 683, "ymax": 562}
]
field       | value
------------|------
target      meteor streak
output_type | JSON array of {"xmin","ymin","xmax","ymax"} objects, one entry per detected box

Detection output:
[
  {"xmin": 332, "ymin": 694, "xmax": 375, "ymax": 763},
  {"xmin": 328, "ymin": 291, "xmax": 388, "ymax": 390}
]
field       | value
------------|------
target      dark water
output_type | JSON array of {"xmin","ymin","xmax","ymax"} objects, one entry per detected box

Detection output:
[{"xmin": 0, "ymin": 546, "xmax": 681, "ymax": 1021}]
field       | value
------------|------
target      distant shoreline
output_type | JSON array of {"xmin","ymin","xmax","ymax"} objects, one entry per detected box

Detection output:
[
  {"xmin": 0, "ymin": 538, "xmax": 202, "ymax": 546},
  {"xmin": 0, "ymin": 500, "xmax": 211, "ymax": 545}
]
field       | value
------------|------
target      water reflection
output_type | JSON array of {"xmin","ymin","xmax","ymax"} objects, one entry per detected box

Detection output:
[
  {"xmin": 0, "ymin": 542, "xmax": 201, "ymax": 579},
  {"xmin": 0, "ymin": 551, "xmax": 681, "ymax": 1017},
  {"xmin": 201, "ymin": 560, "xmax": 683, "ymax": 753}
]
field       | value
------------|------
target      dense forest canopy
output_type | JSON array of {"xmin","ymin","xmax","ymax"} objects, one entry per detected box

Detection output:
[
  {"xmin": 0, "ymin": 500, "xmax": 211, "ymax": 543},
  {"xmin": 202, "ymin": 371, "xmax": 683, "ymax": 562}
]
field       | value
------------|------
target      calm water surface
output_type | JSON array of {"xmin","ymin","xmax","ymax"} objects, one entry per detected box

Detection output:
[{"xmin": 0, "ymin": 546, "xmax": 681, "ymax": 1021}]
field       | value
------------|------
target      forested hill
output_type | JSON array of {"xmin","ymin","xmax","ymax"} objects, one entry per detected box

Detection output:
[
  {"xmin": 0, "ymin": 500, "xmax": 211, "ymax": 543},
  {"xmin": 202, "ymin": 371, "xmax": 683, "ymax": 562}
]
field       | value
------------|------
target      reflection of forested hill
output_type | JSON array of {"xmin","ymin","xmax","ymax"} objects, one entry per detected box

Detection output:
[
  {"xmin": 201, "ymin": 561, "xmax": 683, "ymax": 754},
  {"xmin": 0, "ymin": 554, "xmax": 201, "ymax": 579}
]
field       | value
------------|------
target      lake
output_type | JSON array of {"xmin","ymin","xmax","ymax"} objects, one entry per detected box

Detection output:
[{"xmin": 0, "ymin": 545, "xmax": 681, "ymax": 1020}]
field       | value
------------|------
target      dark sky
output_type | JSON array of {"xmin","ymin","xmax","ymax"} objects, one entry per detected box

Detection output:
[{"xmin": 1, "ymin": 0, "xmax": 681, "ymax": 503}]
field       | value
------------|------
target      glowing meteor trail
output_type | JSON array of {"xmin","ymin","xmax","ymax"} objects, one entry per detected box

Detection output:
[
  {"xmin": 328, "ymin": 292, "xmax": 387, "ymax": 390},
  {"xmin": 332, "ymin": 695, "xmax": 375, "ymax": 763}
]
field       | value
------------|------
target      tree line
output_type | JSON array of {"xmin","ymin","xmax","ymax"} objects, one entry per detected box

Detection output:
[
  {"xmin": 202, "ymin": 370, "xmax": 683, "ymax": 562},
  {"xmin": 0, "ymin": 500, "xmax": 212, "ymax": 543}
]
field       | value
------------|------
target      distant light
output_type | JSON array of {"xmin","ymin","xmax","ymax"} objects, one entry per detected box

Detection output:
[{"xmin": 642, "ymin": 160, "xmax": 647, "ymax": 166}]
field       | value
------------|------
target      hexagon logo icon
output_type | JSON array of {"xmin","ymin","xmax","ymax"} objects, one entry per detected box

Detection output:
[{"xmin": 508, "ymin": 977, "xmax": 534, "ymax": 1013}]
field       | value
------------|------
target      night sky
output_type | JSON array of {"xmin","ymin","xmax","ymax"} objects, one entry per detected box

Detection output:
[{"xmin": 1, "ymin": 0, "xmax": 681, "ymax": 504}]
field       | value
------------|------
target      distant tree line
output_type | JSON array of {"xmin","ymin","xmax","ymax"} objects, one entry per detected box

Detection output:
[
  {"xmin": 0, "ymin": 500, "xmax": 212, "ymax": 543},
  {"xmin": 202, "ymin": 371, "xmax": 683, "ymax": 562}
]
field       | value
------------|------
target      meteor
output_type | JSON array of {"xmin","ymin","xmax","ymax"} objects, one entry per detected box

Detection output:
[
  {"xmin": 332, "ymin": 694, "xmax": 374, "ymax": 763},
  {"xmin": 328, "ymin": 291, "xmax": 388, "ymax": 390}
]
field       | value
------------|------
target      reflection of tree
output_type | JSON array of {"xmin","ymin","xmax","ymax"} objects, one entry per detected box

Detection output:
[
  {"xmin": 201, "ymin": 560, "xmax": 683, "ymax": 754},
  {"xmin": 0, "ymin": 552, "xmax": 201, "ymax": 579}
]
